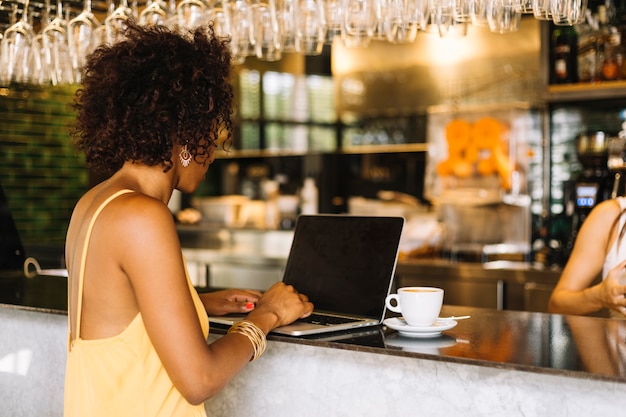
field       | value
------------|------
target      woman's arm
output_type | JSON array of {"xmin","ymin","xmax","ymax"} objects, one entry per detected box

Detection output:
[
  {"xmin": 549, "ymin": 199, "xmax": 626, "ymax": 315},
  {"xmin": 117, "ymin": 196, "xmax": 312, "ymax": 405},
  {"xmin": 199, "ymin": 289, "xmax": 262, "ymax": 316}
]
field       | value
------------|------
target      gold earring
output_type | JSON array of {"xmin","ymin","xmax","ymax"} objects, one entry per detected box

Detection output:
[{"xmin": 179, "ymin": 145, "xmax": 192, "ymax": 167}]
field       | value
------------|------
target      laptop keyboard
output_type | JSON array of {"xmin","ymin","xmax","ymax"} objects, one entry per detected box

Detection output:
[{"xmin": 299, "ymin": 313, "xmax": 362, "ymax": 326}]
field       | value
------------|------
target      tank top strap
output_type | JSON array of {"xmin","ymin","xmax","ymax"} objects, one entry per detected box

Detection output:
[
  {"xmin": 71, "ymin": 189, "xmax": 135, "ymax": 342},
  {"xmin": 616, "ymin": 197, "xmax": 626, "ymax": 253}
]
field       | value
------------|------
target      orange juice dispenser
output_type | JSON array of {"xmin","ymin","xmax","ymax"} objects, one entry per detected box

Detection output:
[{"xmin": 424, "ymin": 104, "xmax": 537, "ymax": 263}]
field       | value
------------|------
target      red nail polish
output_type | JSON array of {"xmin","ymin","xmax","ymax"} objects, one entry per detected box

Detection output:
[{"xmin": 245, "ymin": 302, "xmax": 254, "ymax": 309}]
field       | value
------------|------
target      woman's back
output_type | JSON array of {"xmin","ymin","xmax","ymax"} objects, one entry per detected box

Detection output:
[{"xmin": 64, "ymin": 189, "xmax": 208, "ymax": 417}]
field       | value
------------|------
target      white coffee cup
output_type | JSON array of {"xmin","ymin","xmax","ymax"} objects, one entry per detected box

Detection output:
[{"xmin": 385, "ymin": 287, "xmax": 444, "ymax": 327}]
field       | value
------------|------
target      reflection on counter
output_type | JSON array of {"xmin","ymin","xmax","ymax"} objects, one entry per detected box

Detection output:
[
  {"xmin": 384, "ymin": 333, "xmax": 459, "ymax": 354},
  {"xmin": 286, "ymin": 304, "xmax": 622, "ymax": 383},
  {"xmin": 566, "ymin": 314, "xmax": 626, "ymax": 377}
]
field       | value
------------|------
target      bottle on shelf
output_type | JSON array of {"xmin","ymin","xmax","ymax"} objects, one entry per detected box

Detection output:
[
  {"xmin": 552, "ymin": 24, "xmax": 579, "ymax": 84},
  {"xmin": 615, "ymin": 0, "xmax": 626, "ymax": 77},
  {"xmin": 300, "ymin": 178, "xmax": 318, "ymax": 215},
  {"xmin": 609, "ymin": 26, "xmax": 625, "ymax": 79},
  {"xmin": 576, "ymin": 9, "xmax": 598, "ymax": 83},
  {"xmin": 598, "ymin": 3, "xmax": 624, "ymax": 80},
  {"xmin": 263, "ymin": 179, "xmax": 280, "ymax": 229}
]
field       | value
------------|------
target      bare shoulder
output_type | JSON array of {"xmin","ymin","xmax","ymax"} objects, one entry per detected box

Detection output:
[
  {"xmin": 110, "ymin": 191, "xmax": 171, "ymax": 216},
  {"xmin": 575, "ymin": 198, "xmax": 624, "ymax": 250},
  {"xmin": 594, "ymin": 197, "xmax": 622, "ymax": 212},
  {"xmin": 96, "ymin": 192, "xmax": 182, "ymax": 282},
  {"xmin": 587, "ymin": 198, "xmax": 623, "ymax": 226},
  {"xmin": 104, "ymin": 192, "xmax": 176, "ymax": 236}
]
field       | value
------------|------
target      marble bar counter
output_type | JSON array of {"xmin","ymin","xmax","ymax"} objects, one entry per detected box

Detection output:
[{"xmin": 2, "ymin": 301, "xmax": 626, "ymax": 417}]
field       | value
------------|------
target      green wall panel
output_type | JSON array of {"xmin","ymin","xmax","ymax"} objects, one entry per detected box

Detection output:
[{"xmin": 0, "ymin": 84, "xmax": 88, "ymax": 249}]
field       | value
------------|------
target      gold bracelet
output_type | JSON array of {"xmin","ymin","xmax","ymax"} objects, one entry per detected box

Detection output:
[{"xmin": 228, "ymin": 320, "xmax": 267, "ymax": 361}]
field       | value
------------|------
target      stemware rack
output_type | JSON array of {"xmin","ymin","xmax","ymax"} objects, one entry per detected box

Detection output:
[{"xmin": 0, "ymin": 0, "xmax": 147, "ymax": 33}]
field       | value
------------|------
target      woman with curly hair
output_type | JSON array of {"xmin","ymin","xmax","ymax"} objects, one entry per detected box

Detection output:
[
  {"xmin": 549, "ymin": 197, "xmax": 626, "ymax": 318},
  {"xmin": 64, "ymin": 21, "xmax": 313, "ymax": 417}
]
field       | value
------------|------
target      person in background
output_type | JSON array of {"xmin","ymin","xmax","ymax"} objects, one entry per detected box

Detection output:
[
  {"xmin": 549, "ymin": 197, "xmax": 626, "ymax": 318},
  {"xmin": 64, "ymin": 21, "xmax": 313, "ymax": 417}
]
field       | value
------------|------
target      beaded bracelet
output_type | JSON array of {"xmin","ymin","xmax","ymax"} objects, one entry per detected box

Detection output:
[{"xmin": 228, "ymin": 320, "xmax": 267, "ymax": 361}]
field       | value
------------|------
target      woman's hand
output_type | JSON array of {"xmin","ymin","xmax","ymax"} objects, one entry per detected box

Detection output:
[
  {"xmin": 596, "ymin": 259, "xmax": 626, "ymax": 315},
  {"xmin": 548, "ymin": 199, "xmax": 626, "ymax": 316},
  {"xmin": 200, "ymin": 289, "xmax": 262, "ymax": 316},
  {"xmin": 246, "ymin": 282, "xmax": 314, "ymax": 332}
]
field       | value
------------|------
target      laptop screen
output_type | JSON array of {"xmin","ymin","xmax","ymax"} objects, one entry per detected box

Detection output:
[{"xmin": 281, "ymin": 215, "xmax": 404, "ymax": 320}]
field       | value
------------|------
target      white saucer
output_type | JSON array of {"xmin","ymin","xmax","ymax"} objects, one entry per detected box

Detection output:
[{"xmin": 383, "ymin": 317, "xmax": 458, "ymax": 338}]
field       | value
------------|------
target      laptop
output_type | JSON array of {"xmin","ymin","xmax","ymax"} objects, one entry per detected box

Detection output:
[{"xmin": 209, "ymin": 214, "xmax": 405, "ymax": 336}]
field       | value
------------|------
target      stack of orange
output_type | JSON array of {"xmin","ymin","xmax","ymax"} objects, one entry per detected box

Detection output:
[{"xmin": 435, "ymin": 116, "xmax": 512, "ymax": 190}]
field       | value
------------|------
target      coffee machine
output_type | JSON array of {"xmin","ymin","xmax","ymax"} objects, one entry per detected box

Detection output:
[{"xmin": 564, "ymin": 131, "xmax": 626, "ymax": 252}]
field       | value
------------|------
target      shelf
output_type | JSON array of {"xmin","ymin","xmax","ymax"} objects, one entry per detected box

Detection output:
[
  {"xmin": 214, "ymin": 143, "xmax": 428, "ymax": 159},
  {"xmin": 215, "ymin": 149, "xmax": 318, "ymax": 159},
  {"xmin": 546, "ymin": 81, "xmax": 626, "ymax": 103},
  {"xmin": 339, "ymin": 143, "xmax": 428, "ymax": 154}
]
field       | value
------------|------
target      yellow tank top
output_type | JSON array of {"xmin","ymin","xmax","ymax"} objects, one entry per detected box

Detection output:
[{"xmin": 64, "ymin": 189, "xmax": 208, "ymax": 417}]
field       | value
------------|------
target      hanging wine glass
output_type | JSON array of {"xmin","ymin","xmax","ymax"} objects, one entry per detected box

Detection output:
[
  {"xmin": 0, "ymin": 3, "xmax": 20, "ymax": 82},
  {"xmin": 42, "ymin": 0, "xmax": 74, "ymax": 85},
  {"xmin": 0, "ymin": 0, "xmax": 36, "ymax": 84},
  {"xmin": 28, "ymin": 3, "xmax": 48, "ymax": 85},
  {"xmin": 68, "ymin": 0, "xmax": 101, "ymax": 82},
  {"xmin": 407, "ymin": 0, "xmax": 429, "ymax": 31},
  {"xmin": 274, "ymin": 0, "xmax": 298, "ymax": 52},
  {"xmin": 372, "ymin": 0, "xmax": 390, "ymax": 40},
  {"xmin": 295, "ymin": 0, "xmax": 326, "ymax": 55},
  {"xmin": 139, "ymin": 0, "xmax": 173, "ymax": 26},
  {"xmin": 382, "ymin": 0, "xmax": 418, "ymax": 44},
  {"xmin": 321, "ymin": 0, "xmax": 343, "ymax": 44},
  {"xmin": 532, "ymin": 0, "xmax": 552, "ymax": 20},
  {"xmin": 93, "ymin": 0, "xmax": 114, "ymax": 45},
  {"xmin": 224, "ymin": 0, "xmax": 255, "ymax": 62},
  {"xmin": 174, "ymin": 0, "xmax": 208, "ymax": 29},
  {"xmin": 469, "ymin": 0, "xmax": 490, "ymax": 26},
  {"xmin": 205, "ymin": 5, "xmax": 243, "ymax": 63},
  {"xmin": 341, "ymin": 0, "xmax": 377, "ymax": 48},
  {"xmin": 105, "ymin": 0, "xmax": 134, "ymax": 44},
  {"xmin": 551, "ymin": 0, "xmax": 586, "ymax": 25},
  {"xmin": 487, "ymin": 0, "xmax": 521, "ymax": 32},
  {"xmin": 205, "ymin": 5, "xmax": 230, "ymax": 37},
  {"xmin": 519, "ymin": 0, "xmax": 533, "ymax": 13},
  {"xmin": 430, "ymin": 0, "xmax": 456, "ymax": 37},
  {"xmin": 250, "ymin": 1, "xmax": 282, "ymax": 61}
]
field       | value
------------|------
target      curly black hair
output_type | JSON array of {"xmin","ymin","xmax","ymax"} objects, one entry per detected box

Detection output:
[{"xmin": 71, "ymin": 21, "xmax": 234, "ymax": 176}]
